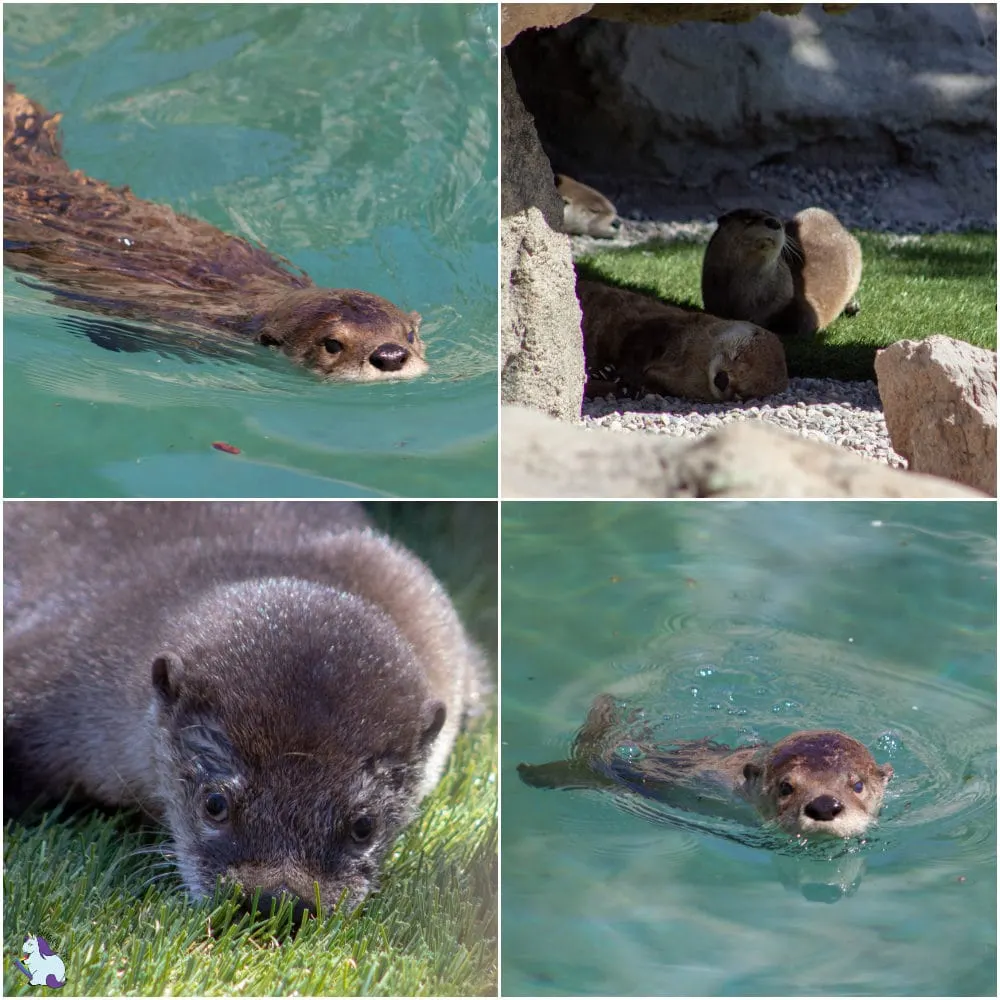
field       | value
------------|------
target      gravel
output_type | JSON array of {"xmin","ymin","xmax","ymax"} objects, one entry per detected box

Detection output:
[{"xmin": 581, "ymin": 379, "xmax": 907, "ymax": 469}]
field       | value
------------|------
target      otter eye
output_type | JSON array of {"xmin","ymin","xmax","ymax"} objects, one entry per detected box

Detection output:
[
  {"xmin": 406, "ymin": 330, "xmax": 415, "ymax": 345},
  {"xmin": 323, "ymin": 338, "xmax": 344, "ymax": 355},
  {"xmin": 853, "ymin": 780, "xmax": 864, "ymax": 794},
  {"xmin": 350, "ymin": 816, "xmax": 374, "ymax": 843},
  {"xmin": 778, "ymin": 780, "xmax": 794, "ymax": 797},
  {"xmin": 203, "ymin": 791, "xmax": 229, "ymax": 824}
]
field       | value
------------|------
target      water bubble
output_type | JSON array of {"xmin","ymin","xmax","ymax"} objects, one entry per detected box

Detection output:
[
  {"xmin": 697, "ymin": 666, "xmax": 715, "ymax": 677},
  {"xmin": 727, "ymin": 707, "xmax": 749, "ymax": 717},
  {"xmin": 771, "ymin": 699, "xmax": 801, "ymax": 714},
  {"xmin": 689, "ymin": 686, "xmax": 699, "ymax": 697},
  {"xmin": 709, "ymin": 703, "xmax": 722, "ymax": 711},
  {"xmin": 614, "ymin": 741, "xmax": 644, "ymax": 762},
  {"xmin": 874, "ymin": 732, "xmax": 901, "ymax": 756}
]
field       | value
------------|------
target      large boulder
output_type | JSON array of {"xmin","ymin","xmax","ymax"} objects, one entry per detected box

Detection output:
[
  {"xmin": 875, "ymin": 336, "xmax": 997, "ymax": 495},
  {"xmin": 507, "ymin": 3, "xmax": 996, "ymax": 225},
  {"xmin": 501, "ymin": 405, "xmax": 986, "ymax": 498},
  {"xmin": 500, "ymin": 55, "xmax": 584, "ymax": 420}
]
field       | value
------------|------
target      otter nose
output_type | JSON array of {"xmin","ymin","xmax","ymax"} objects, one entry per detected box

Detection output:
[
  {"xmin": 369, "ymin": 343, "xmax": 409, "ymax": 372},
  {"xmin": 804, "ymin": 795, "xmax": 844, "ymax": 822},
  {"xmin": 249, "ymin": 887, "xmax": 314, "ymax": 924}
]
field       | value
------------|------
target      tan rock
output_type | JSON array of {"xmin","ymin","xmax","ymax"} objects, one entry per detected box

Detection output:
[
  {"xmin": 501, "ymin": 56, "xmax": 584, "ymax": 421},
  {"xmin": 501, "ymin": 405, "xmax": 986, "ymax": 498},
  {"xmin": 502, "ymin": 4, "xmax": 594, "ymax": 46},
  {"xmin": 875, "ymin": 336, "xmax": 997, "ymax": 496}
]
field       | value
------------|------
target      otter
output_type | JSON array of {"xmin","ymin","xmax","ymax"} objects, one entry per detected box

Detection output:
[
  {"xmin": 3, "ymin": 85, "xmax": 427, "ymax": 381},
  {"xmin": 701, "ymin": 207, "xmax": 862, "ymax": 338},
  {"xmin": 578, "ymin": 279, "xmax": 788, "ymax": 402},
  {"xmin": 4, "ymin": 502, "xmax": 483, "ymax": 917},
  {"xmin": 555, "ymin": 174, "xmax": 620, "ymax": 238},
  {"xmin": 518, "ymin": 694, "xmax": 893, "ymax": 840}
]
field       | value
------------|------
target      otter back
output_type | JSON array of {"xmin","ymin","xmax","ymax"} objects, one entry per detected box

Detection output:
[{"xmin": 4, "ymin": 501, "xmax": 483, "ymax": 913}]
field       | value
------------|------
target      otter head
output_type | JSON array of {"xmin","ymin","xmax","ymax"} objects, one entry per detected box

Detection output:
[
  {"xmin": 743, "ymin": 731, "xmax": 893, "ymax": 839},
  {"xmin": 253, "ymin": 287, "xmax": 427, "ymax": 382},
  {"xmin": 708, "ymin": 322, "xmax": 789, "ymax": 401},
  {"xmin": 715, "ymin": 208, "xmax": 785, "ymax": 265},
  {"xmin": 147, "ymin": 578, "xmax": 447, "ymax": 918}
]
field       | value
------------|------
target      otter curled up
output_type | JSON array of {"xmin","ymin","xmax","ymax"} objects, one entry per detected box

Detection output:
[{"xmin": 3, "ymin": 84, "xmax": 427, "ymax": 381}]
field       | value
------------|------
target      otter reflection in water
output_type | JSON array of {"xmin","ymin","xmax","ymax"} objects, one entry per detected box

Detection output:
[
  {"xmin": 3, "ymin": 84, "xmax": 427, "ymax": 382},
  {"xmin": 519, "ymin": 694, "xmax": 893, "ymax": 841}
]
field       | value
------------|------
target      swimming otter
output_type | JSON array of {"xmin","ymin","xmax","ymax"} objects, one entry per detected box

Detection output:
[
  {"xmin": 555, "ymin": 174, "xmax": 620, "ymax": 238},
  {"xmin": 4, "ymin": 502, "xmax": 483, "ymax": 916},
  {"xmin": 579, "ymin": 279, "xmax": 788, "ymax": 402},
  {"xmin": 701, "ymin": 207, "xmax": 862, "ymax": 337},
  {"xmin": 518, "ymin": 694, "xmax": 893, "ymax": 839},
  {"xmin": 3, "ymin": 85, "xmax": 427, "ymax": 381}
]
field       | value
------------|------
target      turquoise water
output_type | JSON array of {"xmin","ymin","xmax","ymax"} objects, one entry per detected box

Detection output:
[
  {"xmin": 3, "ymin": 4, "xmax": 497, "ymax": 498},
  {"xmin": 502, "ymin": 502, "xmax": 996, "ymax": 996}
]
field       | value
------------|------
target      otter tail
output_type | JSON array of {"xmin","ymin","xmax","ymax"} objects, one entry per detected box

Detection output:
[
  {"xmin": 517, "ymin": 694, "xmax": 628, "ymax": 792},
  {"xmin": 4, "ymin": 83, "xmax": 64, "ymax": 163}
]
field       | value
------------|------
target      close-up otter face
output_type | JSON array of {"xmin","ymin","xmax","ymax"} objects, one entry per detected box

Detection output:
[
  {"xmin": 148, "ymin": 580, "xmax": 446, "ymax": 917},
  {"xmin": 255, "ymin": 288, "xmax": 427, "ymax": 382},
  {"xmin": 743, "ymin": 730, "xmax": 894, "ymax": 839},
  {"xmin": 715, "ymin": 208, "xmax": 786, "ymax": 262}
]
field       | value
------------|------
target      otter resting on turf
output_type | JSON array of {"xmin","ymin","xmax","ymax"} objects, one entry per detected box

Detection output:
[
  {"xmin": 519, "ymin": 694, "xmax": 893, "ymax": 840},
  {"xmin": 3, "ymin": 84, "xmax": 427, "ymax": 382}
]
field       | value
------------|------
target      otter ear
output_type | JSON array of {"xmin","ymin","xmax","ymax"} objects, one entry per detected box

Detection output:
[
  {"xmin": 743, "ymin": 762, "xmax": 763, "ymax": 783},
  {"xmin": 878, "ymin": 762, "xmax": 894, "ymax": 784},
  {"xmin": 151, "ymin": 651, "xmax": 185, "ymax": 705},
  {"xmin": 419, "ymin": 698, "xmax": 447, "ymax": 749},
  {"xmin": 409, "ymin": 311, "xmax": 422, "ymax": 330}
]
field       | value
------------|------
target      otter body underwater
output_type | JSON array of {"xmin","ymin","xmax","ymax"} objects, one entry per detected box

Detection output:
[
  {"xmin": 519, "ymin": 695, "xmax": 893, "ymax": 840},
  {"xmin": 3, "ymin": 502, "xmax": 484, "ymax": 916},
  {"xmin": 3, "ymin": 85, "xmax": 426, "ymax": 381}
]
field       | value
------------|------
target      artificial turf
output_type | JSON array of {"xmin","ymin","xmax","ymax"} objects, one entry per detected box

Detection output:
[{"xmin": 576, "ymin": 230, "xmax": 997, "ymax": 382}]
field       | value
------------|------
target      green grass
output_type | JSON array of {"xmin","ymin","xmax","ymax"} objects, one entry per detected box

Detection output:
[
  {"xmin": 577, "ymin": 231, "xmax": 997, "ymax": 382},
  {"xmin": 3, "ymin": 723, "xmax": 497, "ymax": 996}
]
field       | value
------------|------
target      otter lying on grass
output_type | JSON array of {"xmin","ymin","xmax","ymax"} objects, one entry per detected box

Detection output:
[
  {"xmin": 519, "ymin": 694, "xmax": 893, "ymax": 840},
  {"xmin": 3, "ymin": 84, "xmax": 426, "ymax": 382}
]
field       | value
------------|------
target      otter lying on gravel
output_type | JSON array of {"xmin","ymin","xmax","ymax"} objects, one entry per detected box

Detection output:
[
  {"xmin": 3, "ymin": 84, "xmax": 426, "ymax": 381},
  {"xmin": 579, "ymin": 279, "xmax": 788, "ymax": 402},
  {"xmin": 519, "ymin": 694, "xmax": 893, "ymax": 839}
]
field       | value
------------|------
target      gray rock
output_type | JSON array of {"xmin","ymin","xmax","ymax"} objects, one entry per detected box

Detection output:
[
  {"xmin": 507, "ymin": 3, "xmax": 997, "ymax": 230},
  {"xmin": 875, "ymin": 335, "xmax": 997, "ymax": 495},
  {"xmin": 502, "ymin": 404, "xmax": 986, "ymax": 498}
]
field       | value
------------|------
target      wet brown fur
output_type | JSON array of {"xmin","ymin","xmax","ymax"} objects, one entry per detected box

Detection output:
[
  {"xmin": 519, "ymin": 694, "xmax": 893, "ymax": 839},
  {"xmin": 3, "ymin": 84, "xmax": 426, "ymax": 381}
]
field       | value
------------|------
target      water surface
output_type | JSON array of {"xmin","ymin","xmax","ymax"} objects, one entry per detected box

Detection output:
[
  {"xmin": 3, "ymin": 4, "xmax": 497, "ymax": 497},
  {"xmin": 502, "ymin": 501, "xmax": 996, "ymax": 996}
]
